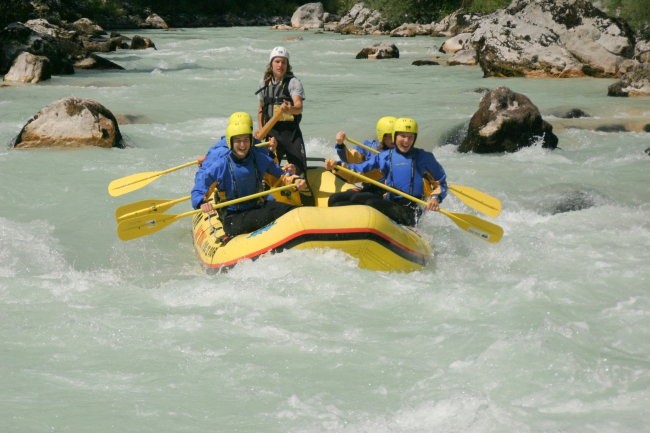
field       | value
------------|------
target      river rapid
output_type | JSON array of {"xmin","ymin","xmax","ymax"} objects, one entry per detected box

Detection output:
[{"xmin": 1, "ymin": 27, "xmax": 649, "ymax": 433}]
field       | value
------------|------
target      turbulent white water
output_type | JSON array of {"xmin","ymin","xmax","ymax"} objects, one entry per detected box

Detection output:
[{"xmin": 1, "ymin": 27, "xmax": 649, "ymax": 433}]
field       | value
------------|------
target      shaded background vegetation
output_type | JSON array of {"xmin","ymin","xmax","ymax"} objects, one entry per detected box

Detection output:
[{"xmin": 1, "ymin": 0, "xmax": 648, "ymax": 36}]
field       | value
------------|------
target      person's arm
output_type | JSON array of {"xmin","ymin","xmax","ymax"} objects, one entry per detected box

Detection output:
[
  {"xmin": 284, "ymin": 76, "xmax": 304, "ymax": 116},
  {"xmin": 428, "ymin": 155, "xmax": 448, "ymax": 202},
  {"xmin": 255, "ymin": 78, "xmax": 267, "ymax": 139},
  {"xmin": 335, "ymin": 133, "xmax": 368, "ymax": 164},
  {"xmin": 191, "ymin": 164, "xmax": 217, "ymax": 209},
  {"xmin": 346, "ymin": 152, "xmax": 382, "ymax": 175},
  {"xmin": 289, "ymin": 95, "xmax": 303, "ymax": 115},
  {"xmin": 255, "ymin": 103, "xmax": 265, "ymax": 140},
  {"xmin": 334, "ymin": 130, "xmax": 350, "ymax": 163},
  {"xmin": 259, "ymin": 150, "xmax": 306, "ymax": 191},
  {"xmin": 421, "ymin": 152, "xmax": 448, "ymax": 211},
  {"xmin": 423, "ymin": 176, "xmax": 441, "ymax": 212}
]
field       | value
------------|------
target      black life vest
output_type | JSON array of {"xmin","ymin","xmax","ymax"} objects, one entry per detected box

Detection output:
[{"xmin": 258, "ymin": 75, "xmax": 302, "ymax": 127}]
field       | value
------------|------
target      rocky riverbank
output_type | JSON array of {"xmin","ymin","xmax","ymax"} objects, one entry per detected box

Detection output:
[
  {"xmin": 2, "ymin": 0, "xmax": 648, "ymax": 151},
  {"xmin": 295, "ymin": 1, "xmax": 649, "ymax": 97}
]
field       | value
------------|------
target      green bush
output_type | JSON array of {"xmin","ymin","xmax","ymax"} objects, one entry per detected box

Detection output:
[
  {"xmin": 0, "ymin": 0, "xmax": 34, "ymax": 28},
  {"xmin": 604, "ymin": 0, "xmax": 650, "ymax": 37},
  {"xmin": 465, "ymin": 0, "xmax": 510, "ymax": 14}
]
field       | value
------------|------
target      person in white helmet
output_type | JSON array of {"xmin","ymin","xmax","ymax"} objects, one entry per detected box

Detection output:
[{"xmin": 255, "ymin": 46, "xmax": 308, "ymax": 177}]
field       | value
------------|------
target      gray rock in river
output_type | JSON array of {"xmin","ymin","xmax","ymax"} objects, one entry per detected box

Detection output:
[
  {"xmin": 13, "ymin": 97, "xmax": 125, "ymax": 149},
  {"xmin": 459, "ymin": 86, "xmax": 558, "ymax": 153}
]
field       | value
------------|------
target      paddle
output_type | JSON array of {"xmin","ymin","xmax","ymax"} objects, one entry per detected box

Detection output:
[
  {"xmin": 107, "ymin": 142, "xmax": 271, "ymax": 198},
  {"xmin": 256, "ymin": 107, "xmax": 284, "ymax": 140},
  {"xmin": 445, "ymin": 184, "xmax": 501, "ymax": 217},
  {"xmin": 345, "ymin": 136, "xmax": 502, "ymax": 217},
  {"xmin": 108, "ymin": 160, "xmax": 198, "ymax": 197},
  {"xmin": 115, "ymin": 195, "xmax": 191, "ymax": 221},
  {"xmin": 117, "ymin": 184, "xmax": 297, "ymax": 241},
  {"xmin": 345, "ymin": 136, "xmax": 377, "ymax": 154},
  {"xmin": 331, "ymin": 164, "xmax": 504, "ymax": 243}
]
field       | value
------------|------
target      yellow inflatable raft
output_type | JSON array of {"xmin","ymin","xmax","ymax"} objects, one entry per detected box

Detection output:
[{"xmin": 191, "ymin": 166, "xmax": 432, "ymax": 272}]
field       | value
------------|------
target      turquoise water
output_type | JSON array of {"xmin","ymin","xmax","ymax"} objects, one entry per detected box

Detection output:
[{"xmin": 1, "ymin": 27, "xmax": 649, "ymax": 433}]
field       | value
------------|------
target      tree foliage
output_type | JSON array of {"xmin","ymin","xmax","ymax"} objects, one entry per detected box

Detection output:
[
  {"xmin": 604, "ymin": 0, "xmax": 650, "ymax": 38},
  {"xmin": 0, "ymin": 0, "xmax": 35, "ymax": 27}
]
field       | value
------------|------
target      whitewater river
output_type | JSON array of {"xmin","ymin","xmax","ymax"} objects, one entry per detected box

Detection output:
[{"xmin": 1, "ymin": 27, "xmax": 648, "ymax": 432}]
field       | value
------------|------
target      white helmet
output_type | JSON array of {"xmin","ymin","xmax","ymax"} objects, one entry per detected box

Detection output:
[{"xmin": 269, "ymin": 46, "xmax": 289, "ymax": 61}]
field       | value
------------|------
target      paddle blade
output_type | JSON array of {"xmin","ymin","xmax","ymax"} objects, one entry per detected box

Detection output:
[
  {"xmin": 115, "ymin": 196, "xmax": 191, "ymax": 221},
  {"xmin": 108, "ymin": 171, "xmax": 161, "ymax": 197},
  {"xmin": 440, "ymin": 210, "xmax": 504, "ymax": 243},
  {"xmin": 108, "ymin": 160, "xmax": 199, "ymax": 197},
  {"xmin": 449, "ymin": 184, "xmax": 502, "ymax": 217},
  {"xmin": 117, "ymin": 211, "xmax": 197, "ymax": 241},
  {"xmin": 115, "ymin": 198, "xmax": 174, "ymax": 220},
  {"xmin": 257, "ymin": 108, "xmax": 284, "ymax": 139}
]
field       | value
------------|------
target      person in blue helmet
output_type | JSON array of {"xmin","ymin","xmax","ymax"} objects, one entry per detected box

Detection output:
[
  {"xmin": 324, "ymin": 117, "xmax": 448, "ymax": 226},
  {"xmin": 191, "ymin": 121, "xmax": 306, "ymax": 238}
]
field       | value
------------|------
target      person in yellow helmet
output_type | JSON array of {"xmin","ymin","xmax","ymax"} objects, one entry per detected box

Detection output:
[
  {"xmin": 328, "ymin": 116, "xmax": 396, "ymax": 206},
  {"xmin": 334, "ymin": 116, "xmax": 396, "ymax": 163},
  {"xmin": 191, "ymin": 120, "xmax": 306, "ymax": 238},
  {"xmin": 255, "ymin": 46, "xmax": 307, "ymax": 175},
  {"xmin": 197, "ymin": 112, "xmax": 276, "ymax": 166},
  {"xmin": 325, "ymin": 117, "xmax": 448, "ymax": 226}
]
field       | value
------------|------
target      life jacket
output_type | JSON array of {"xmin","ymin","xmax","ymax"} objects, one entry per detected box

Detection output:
[
  {"xmin": 216, "ymin": 151, "xmax": 265, "ymax": 213},
  {"xmin": 385, "ymin": 149, "xmax": 425, "ymax": 203},
  {"xmin": 259, "ymin": 75, "xmax": 302, "ymax": 127}
]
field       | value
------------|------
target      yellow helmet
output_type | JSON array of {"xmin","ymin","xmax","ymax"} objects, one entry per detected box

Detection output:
[
  {"xmin": 226, "ymin": 121, "xmax": 253, "ymax": 149},
  {"xmin": 375, "ymin": 116, "xmax": 396, "ymax": 143},
  {"xmin": 228, "ymin": 111, "xmax": 253, "ymax": 127},
  {"xmin": 392, "ymin": 117, "xmax": 418, "ymax": 142}
]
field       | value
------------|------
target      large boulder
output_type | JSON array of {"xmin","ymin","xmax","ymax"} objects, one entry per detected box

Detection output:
[
  {"xmin": 459, "ymin": 87, "xmax": 558, "ymax": 153},
  {"xmin": 140, "ymin": 13, "xmax": 169, "ymax": 30},
  {"xmin": 607, "ymin": 62, "xmax": 650, "ymax": 96},
  {"xmin": 1, "ymin": 18, "xmax": 157, "ymax": 78},
  {"xmin": 130, "ymin": 35, "xmax": 156, "ymax": 50},
  {"xmin": 3, "ymin": 51, "xmax": 51, "ymax": 83},
  {"xmin": 635, "ymin": 39, "xmax": 650, "ymax": 63},
  {"xmin": 389, "ymin": 23, "xmax": 432, "ymax": 37},
  {"xmin": 73, "ymin": 53, "xmax": 125, "ymax": 70},
  {"xmin": 356, "ymin": 43, "xmax": 399, "ymax": 59},
  {"xmin": 13, "ymin": 97, "xmax": 124, "ymax": 149},
  {"xmin": 71, "ymin": 18, "xmax": 106, "ymax": 37},
  {"xmin": 467, "ymin": 0, "xmax": 635, "ymax": 78},
  {"xmin": 0, "ymin": 20, "xmax": 80, "ymax": 75},
  {"xmin": 432, "ymin": 10, "xmax": 482, "ymax": 37},
  {"xmin": 338, "ymin": 2, "xmax": 387, "ymax": 35},
  {"xmin": 441, "ymin": 32, "xmax": 478, "ymax": 66},
  {"xmin": 291, "ymin": 2, "xmax": 324, "ymax": 29}
]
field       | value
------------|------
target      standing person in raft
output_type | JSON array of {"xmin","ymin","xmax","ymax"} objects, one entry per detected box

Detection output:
[
  {"xmin": 191, "ymin": 121, "xmax": 306, "ymax": 238},
  {"xmin": 255, "ymin": 46, "xmax": 307, "ymax": 175},
  {"xmin": 325, "ymin": 117, "xmax": 448, "ymax": 226}
]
